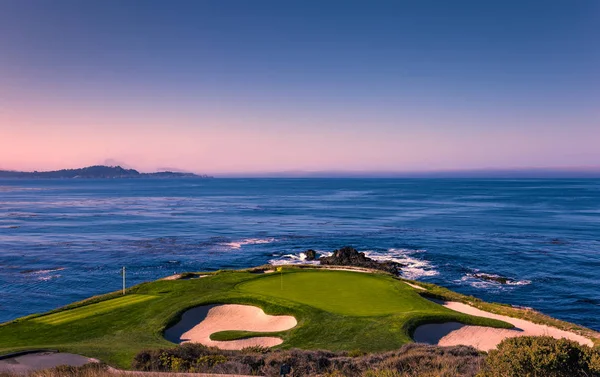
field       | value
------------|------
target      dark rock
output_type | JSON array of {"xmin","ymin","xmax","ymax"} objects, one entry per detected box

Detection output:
[
  {"xmin": 318, "ymin": 246, "xmax": 404, "ymax": 274},
  {"xmin": 304, "ymin": 249, "xmax": 317, "ymax": 261},
  {"xmin": 471, "ymin": 273, "xmax": 510, "ymax": 284}
]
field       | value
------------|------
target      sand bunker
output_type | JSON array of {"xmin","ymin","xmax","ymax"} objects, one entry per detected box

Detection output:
[
  {"xmin": 414, "ymin": 300, "xmax": 593, "ymax": 351},
  {"xmin": 164, "ymin": 304, "xmax": 297, "ymax": 350},
  {"xmin": 161, "ymin": 274, "xmax": 208, "ymax": 280},
  {"xmin": 0, "ymin": 352, "xmax": 95, "ymax": 374}
]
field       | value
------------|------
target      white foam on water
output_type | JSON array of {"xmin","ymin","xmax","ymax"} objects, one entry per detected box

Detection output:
[
  {"xmin": 222, "ymin": 238, "xmax": 276, "ymax": 249},
  {"xmin": 459, "ymin": 271, "xmax": 531, "ymax": 289},
  {"xmin": 269, "ymin": 248, "xmax": 437, "ymax": 280},
  {"xmin": 23, "ymin": 267, "xmax": 66, "ymax": 275},
  {"xmin": 37, "ymin": 274, "xmax": 61, "ymax": 281},
  {"xmin": 364, "ymin": 248, "xmax": 439, "ymax": 280},
  {"xmin": 269, "ymin": 251, "xmax": 331, "ymax": 265}
]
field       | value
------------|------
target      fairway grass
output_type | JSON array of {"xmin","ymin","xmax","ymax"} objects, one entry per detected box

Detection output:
[
  {"xmin": 0, "ymin": 268, "xmax": 513, "ymax": 368},
  {"xmin": 34, "ymin": 295, "xmax": 158, "ymax": 325}
]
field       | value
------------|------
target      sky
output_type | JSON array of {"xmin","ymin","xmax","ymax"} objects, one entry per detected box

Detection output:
[{"xmin": 0, "ymin": 0, "xmax": 598, "ymax": 175}]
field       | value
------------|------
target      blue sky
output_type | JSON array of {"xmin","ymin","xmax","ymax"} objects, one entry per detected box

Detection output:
[{"xmin": 1, "ymin": 0, "xmax": 598, "ymax": 174}]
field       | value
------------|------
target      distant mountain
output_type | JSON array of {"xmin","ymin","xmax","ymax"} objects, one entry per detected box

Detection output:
[{"xmin": 0, "ymin": 165, "xmax": 212, "ymax": 179}]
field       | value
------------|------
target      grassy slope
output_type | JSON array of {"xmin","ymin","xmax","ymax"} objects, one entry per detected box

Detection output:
[{"xmin": 0, "ymin": 269, "xmax": 511, "ymax": 368}]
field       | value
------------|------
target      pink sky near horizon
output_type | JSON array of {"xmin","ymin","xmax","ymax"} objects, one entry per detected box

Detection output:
[
  {"xmin": 1, "ymin": 63, "xmax": 598, "ymax": 175},
  {"xmin": 2, "ymin": 97, "xmax": 599, "ymax": 174}
]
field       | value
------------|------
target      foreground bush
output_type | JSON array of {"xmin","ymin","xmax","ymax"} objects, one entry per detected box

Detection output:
[
  {"xmin": 2, "ymin": 337, "xmax": 597, "ymax": 377},
  {"xmin": 132, "ymin": 342, "xmax": 483, "ymax": 376},
  {"xmin": 478, "ymin": 336, "xmax": 600, "ymax": 377}
]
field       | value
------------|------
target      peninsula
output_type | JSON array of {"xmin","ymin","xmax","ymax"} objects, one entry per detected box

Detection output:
[
  {"xmin": 0, "ymin": 260, "xmax": 598, "ymax": 376},
  {"xmin": 0, "ymin": 165, "xmax": 212, "ymax": 179}
]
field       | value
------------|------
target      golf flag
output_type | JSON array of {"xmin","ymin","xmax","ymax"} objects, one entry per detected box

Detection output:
[
  {"xmin": 121, "ymin": 266, "xmax": 126, "ymax": 295},
  {"xmin": 277, "ymin": 266, "xmax": 283, "ymax": 290}
]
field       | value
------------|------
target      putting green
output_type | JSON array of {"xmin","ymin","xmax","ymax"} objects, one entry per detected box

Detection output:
[{"xmin": 238, "ymin": 270, "xmax": 440, "ymax": 316}]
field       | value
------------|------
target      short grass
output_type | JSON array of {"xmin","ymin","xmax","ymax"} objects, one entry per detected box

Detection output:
[
  {"xmin": 0, "ymin": 268, "xmax": 512, "ymax": 369},
  {"xmin": 33, "ymin": 295, "xmax": 158, "ymax": 325},
  {"xmin": 239, "ymin": 270, "xmax": 443, "ymax": 316}
]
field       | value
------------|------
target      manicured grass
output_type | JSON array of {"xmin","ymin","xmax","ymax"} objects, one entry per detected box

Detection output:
[
  {"xmin": 239, "ymin": 270, "xmax": 441, "ymax": 316},
  {"xmin": 0, "ymin": 268, "xmax": 513, "ymax": 369},
  {"xmin": 34, "ymin": 295, "xmax": 158, "ymax": 325}
]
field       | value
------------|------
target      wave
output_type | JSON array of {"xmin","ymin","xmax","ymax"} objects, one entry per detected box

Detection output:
[
  {"xmin": 36, "ymin": 274, "xmax": 62, "ymax": 281},
  {"xmin": 269, "ymin": 251, "xmax": 332, "ymax": 265},
  {"xmin": 0, "ymin": 186, "xmax": 48, "ymax": 193},
  {"xmin": 20, "ymin": 267, "xmax": 66, "ymax": 275},
  {"xmin": 221, "ymin": 238, "xmax": 276, "ymax": 249},
  {"xmin": 460, "ymin": 270, "xmax": 531, "ymax": 288},
  {"xmin": 268, "ymin": 248, "xmax": 437, "ymax": 280},
  {"xmin": 363, "ymin": 248, "xmax": 439, "ymax": 280}
]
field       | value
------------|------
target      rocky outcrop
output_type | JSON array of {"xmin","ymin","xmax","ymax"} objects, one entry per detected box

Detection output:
[
  {"xmin": 319, "ymin": 246, "xmax": 403, "ymax": 274},
  {"xmin": 304, "ymin": 249, "xmax": 317, "ymax": 261}
]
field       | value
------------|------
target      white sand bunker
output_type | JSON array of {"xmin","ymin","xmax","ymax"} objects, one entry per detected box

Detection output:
[
  {"xmin": 414, "ymin": 300, "xmax": 593, "ymax": 351},
  {"xmin": 164, "ymin": 304, "xmax": 297, "ymax": 350}
]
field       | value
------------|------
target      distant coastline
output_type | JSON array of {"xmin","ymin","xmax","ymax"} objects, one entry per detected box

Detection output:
[{"xmin": 0, "ymin": 165, "xmax": 212, "ymax": 179}]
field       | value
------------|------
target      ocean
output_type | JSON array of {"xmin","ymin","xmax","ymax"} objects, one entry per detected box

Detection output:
[{"xmin": 0, "ymin": 178, "xmax": 599, "ymax": 330}]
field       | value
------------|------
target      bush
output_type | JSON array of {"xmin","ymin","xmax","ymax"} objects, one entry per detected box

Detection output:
[
  {"xmin": 132, "ymin": 343, "xmax": 483, "ymax": 376},
  {"xmin": 478, "ymin": 336, "xmax": 600, "ymax": 377},
  {"xmin": 133, "ymin": 343, "xmax": 236, "ymax": 372}
]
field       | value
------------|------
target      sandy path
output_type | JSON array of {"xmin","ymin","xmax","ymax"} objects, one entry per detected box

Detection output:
[
  {"xmin": 404, "ymin": 282, "xmax": 426, "ymax": 291},
  {"xmin": 166, "ymin": 304, "xmax": 297, "ymax": 350},
  {"xmin": 414, "ymin": 300, "xmax": 593, "ymax": 351}
]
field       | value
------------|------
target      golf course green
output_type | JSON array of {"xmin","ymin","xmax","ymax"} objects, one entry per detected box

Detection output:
[
  {"xmin": 239, "ymin": 270, "xmax": 445, "ymax": 316},
  {"xmin": 0, "ymin": 267, "xmax": 512, "ymax": 368}
]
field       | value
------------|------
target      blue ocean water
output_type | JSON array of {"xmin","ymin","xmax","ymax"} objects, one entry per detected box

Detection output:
[{"xmin": 0, "ymin": 178, "xmax": 599, "ymax": 330}]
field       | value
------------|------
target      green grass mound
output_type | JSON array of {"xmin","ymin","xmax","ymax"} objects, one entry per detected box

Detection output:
[
  {"xmin": 239, "ymin": 270, "xmax": 442, "ymax": 316},
  {"xmin": 0, "ymin": 268, "xmax": 511, "ymax": 369}
]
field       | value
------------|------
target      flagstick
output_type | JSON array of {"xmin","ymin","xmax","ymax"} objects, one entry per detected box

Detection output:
[{"xmin": 122, "ymin": 266, "xmax": 126, "ymax": 295}]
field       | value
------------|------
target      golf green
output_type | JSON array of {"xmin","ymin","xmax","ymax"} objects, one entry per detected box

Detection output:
[{"xmin": 238, "ymin": 270, "xmax": 440, "ymax": 316}]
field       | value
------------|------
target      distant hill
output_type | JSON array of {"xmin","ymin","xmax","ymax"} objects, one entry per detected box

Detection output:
[{"xmin": 0, "ymin": 165, "xmax": 211, "ymax": 179}]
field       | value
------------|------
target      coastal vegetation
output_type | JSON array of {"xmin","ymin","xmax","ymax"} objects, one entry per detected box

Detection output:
[{"xmin": 2, "ymin": 337, "xmax": 599, "ymax": 376}]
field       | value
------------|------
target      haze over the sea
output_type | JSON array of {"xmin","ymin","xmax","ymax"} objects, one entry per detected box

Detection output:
[{"xmin": 1, "ymin": 0, "xmax": 598, "ymax": 175}]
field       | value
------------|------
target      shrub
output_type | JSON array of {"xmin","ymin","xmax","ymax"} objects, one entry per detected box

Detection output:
[
  {"xmin": 196, "ymin": 354, "xmax": 227, "ymax": 368},
  {"xmin": 348, "ymin": 349, "xmax": 367, "ymax": 357},
  {"xmin": 241, "ymin": 345, "xmax": 270, "ymax": 354},
  {"xmin": 132, "ymin": 343, "xmax": 484, "ymax": 376},
  {"xmin": 478, "ymin": 336, "xmax": 600, "ymax": 377},
  {"xmin": 590, "ymin": 350, "xmax": 600, "ymax": 374}
]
